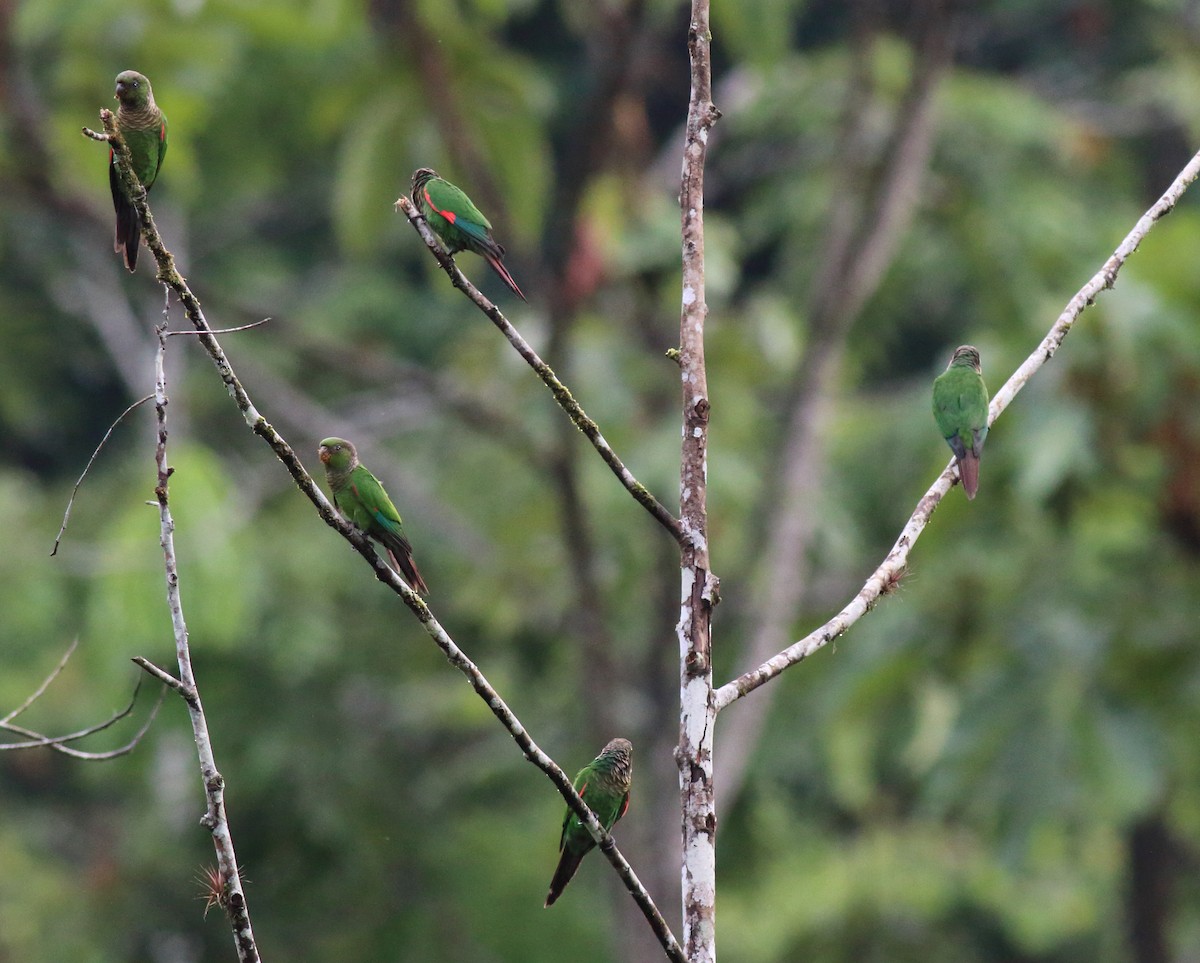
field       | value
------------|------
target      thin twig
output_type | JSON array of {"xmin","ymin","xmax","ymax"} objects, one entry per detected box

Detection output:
[
  {"xmin": 93, "ymin": 111, "xmax": 685, "ymax": 959},
  {"xmin": 1, "ymin": 638, "xmax": 79, "ymax": 723},
  {"xmin": 131, "ymin": 656, "xmax": 188, "ymax": 695},
  {"xmin": 166, "ymin": 318, "xmax": 271, "ymax": 337},
  {"xmin": 51, "ymin": 395, "xmax": 154, "ymax": 556},
  {"xmin": 1, "ymin": 680, "xmax": 164, "ymax": 758},
  {"xmin": 395, "ymin": 194, "xmax": 684, "ymax": 545},
  {"xmin": 715, "ymin": 144, "xmax": 1200, "ymax": 709}
]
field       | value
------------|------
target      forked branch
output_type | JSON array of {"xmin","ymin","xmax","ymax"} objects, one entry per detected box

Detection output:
[{"xmin": 715, "ymin": 145, "xmax": 1200, "ymax": 709}]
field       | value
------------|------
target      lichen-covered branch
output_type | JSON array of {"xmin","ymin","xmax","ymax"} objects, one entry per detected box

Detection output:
[
  {"xmin": 715, "ymin": 144, "xmax": 1200, "ymax": 709},
  {"xmin": 677, "ymin": 2, "xmax": 721, "ymax": 960},
  {"xmin": 91, "ymin": 111, "xmax": 684, "ymax": 960},
  {"xmin": 395, "ymin": 195, "xmax": 683, "ymax": 545}
]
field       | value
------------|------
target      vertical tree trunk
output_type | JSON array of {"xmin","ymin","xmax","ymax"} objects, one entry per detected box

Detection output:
[
  {"xmin": 1127, "ymin": 814, "xmax": 1175, "ymax": 963},
  {"xmin": 677, "ymin": 1, "xmax": 720, "ymax": 959}
]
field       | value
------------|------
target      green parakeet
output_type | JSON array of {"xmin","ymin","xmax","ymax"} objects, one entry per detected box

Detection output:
[
  {"xmin": 318, "ymin": 437, "xmax": 429, "ymax": 595},
  {"xmin": 545, "ymin": 737, "xmax": 633, "ymax": 908},
  {"xmin": 410, "ymin": 167, "xmax": 527, "ymax": 301},
  {"xmin": 109, "ymin": 70, "xmax": 167, "ymax": 272},
  {"xmin": 932, "ymin": 345, "xmax": 990, "ymax": 499}
]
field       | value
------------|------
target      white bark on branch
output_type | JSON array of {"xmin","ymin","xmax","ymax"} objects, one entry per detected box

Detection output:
[
  {"xmin": 715, "ymin": 144, "xmax": 1200, "ymax": 709},
  {"xmin": 146, "ymin": 313, "xmax": 260, "ymax": 962},
  {"xmin": 677, "ymin": 2, "xmax": 721, "ymax": 960}
]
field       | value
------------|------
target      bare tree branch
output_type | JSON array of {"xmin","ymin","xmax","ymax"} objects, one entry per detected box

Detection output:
[
  {"xmin": 0, "ymin": 638, "xmax": 164, "ymax": 757},
  {"xmin": 91, "ymin": 110, "xmax": 685, "ymax": 959},
  {"xmin": 715, "ymin": 143, "xmax": 1200, "ymax": 709},
  {"xmin": 395, "ymin": 194, "xmax": 684, "ymax": 544},
  {"xmin": 719, "ymin": 0, "xmax": 957, "ymax": 802},
  {"xmin": 166, "ymin": 318, "xmax": 271, "ymax": 337},
  {"xmin": 146, "ymin": 306, "xmax": 261, "ymax": 963},
  {"xmin": 0, "ymin": 637, "xmax": 80, "ymax": 725},
  {"xmin": 0, "ymin": 679, "xmax": 162, "ymax": 757},
  {"xmin": 0, "ymin": 639, "xmax": 164, "ymax": 757},
  {"xmin": 677, "ymin": 2, "xmax": 721, "ymax": 960},
  {"xmin": 51, "ymin": 395, "xmax": 154, "ymax": 556}
]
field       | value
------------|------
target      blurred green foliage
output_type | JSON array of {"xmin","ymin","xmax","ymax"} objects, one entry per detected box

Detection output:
[{"xmin": 3, "ymin": 0, "xmax": 1200, "ymax": 960}]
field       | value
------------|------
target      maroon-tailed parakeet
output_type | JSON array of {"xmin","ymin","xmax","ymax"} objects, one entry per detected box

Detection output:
[
  {"xmin": 411, "ymin": 167, "xmax": 527, "ymax": 301},
  {"xmin": 932, "ymin": 345, "xmax": 990, "ymax": 499},
  {"xmin": 545, "ymin": 737, "xmax": 633, "ymax": 907},
  {"xmin": 318, "ymin": 437, "xmax": 429, "ymax": 595},
  {"xmin": 109, "ymin": 70, "xmax": 167, "ymax": 272}
]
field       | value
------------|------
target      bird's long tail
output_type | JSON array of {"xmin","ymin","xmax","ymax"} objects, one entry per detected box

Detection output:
[
  {"xmin": 111, "ymin": 161, "xmax": 140, "ymax": 272},
  {"xmin": 544, "ymin": 849, "xmax": 584, "ymax": 908},
  {"xmin": 483, "ymin": 250, "xmax": 527, "ymax": 302},
  {"xmin": 386, "ymin": 547, "xmax": 430, "ymax": 596},
  {"xmin": 958, "ymin": 451, "xmax": 980, "ymax": 500}
]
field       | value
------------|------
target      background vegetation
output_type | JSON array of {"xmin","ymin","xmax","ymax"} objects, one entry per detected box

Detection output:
[{"xmin": 3, "ymin": 0, "xmax": 1200, "ymax": 960}]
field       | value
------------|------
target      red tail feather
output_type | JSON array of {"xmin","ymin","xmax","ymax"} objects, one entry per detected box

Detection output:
[
  {"xmin": 958, "ymin": 452, "xmax": 980, "ymax": 500},
  {"xmin": 483, "ymin": 251, "xmax": 527, "ymax": 302}
]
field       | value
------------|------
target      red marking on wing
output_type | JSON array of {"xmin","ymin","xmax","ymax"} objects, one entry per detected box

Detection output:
[
  {"xmin": 423, "ymin": 186, "xmax": 457, "ymax": 224},
  {"xmin": 159, "ymin": 123, "xmax": 167, "ymax": 142},
  {"xmin": 578, "ymin": 781, "xmax": 589, "ymax": 799},
  {"xmin": 619, "ymin": 795, "xmax": 630, "ymax": 820}
]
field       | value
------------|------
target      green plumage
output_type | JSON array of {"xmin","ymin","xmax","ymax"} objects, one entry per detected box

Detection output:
[
  {"xmin": 109, "ymin": 70, "xmax": 167, "ymax": 272},
  {"xmin": 411, "ymin": 167, "xmax": 527, "ymax": 301},
  {"xmin": 545, "ymin": 738, "xmax": 633, "ymax": 908},
  {"xmin": 932, "ymin": 345, "xmax": 990, "ymax": 499},
  {"xmin": 318, "ymin": 438, "xmax": 429, "ymax": 595}
]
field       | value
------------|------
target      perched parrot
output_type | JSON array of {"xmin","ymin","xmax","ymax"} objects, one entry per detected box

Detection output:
[
  {"xmin": 318, "ymin": 437, "xmax": 429, "ymax": 595},
  {"xmin": 932, "ymin": 345, "xmax": 990, "ymax": 500},
  {"xmin": 109, "ymin": 70, "xmax": 167, "ymax": 272},
  {"xmin": 410, "ymin": 167, "xmax": 527, "ymax": 301},
  {"xmin": 545, "ymin": 738, "xmax": 633, "ymax": 908}
]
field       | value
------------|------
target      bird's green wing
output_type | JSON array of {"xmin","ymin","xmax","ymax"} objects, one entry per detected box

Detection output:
[
  {"xmin": 346, "ymin": 465, "xmax": 406, "ymax": 539},
  {"xmin": 424, "ymin": 177, "xmax": 493, "ymax": 231}
]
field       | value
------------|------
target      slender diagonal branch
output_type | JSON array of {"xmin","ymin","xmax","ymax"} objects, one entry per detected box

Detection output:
[
  {"xmin": 148, "ymin": 311, "xmax": 260, "ymax": 963},
  {"xmin": 0, "ymin": 697, "xmax": 163, "ymax": 759},
  {"xmin": 719, "ymin": 0, "xmax": 956, "ymax": 805},
  {"xmin": 715, "ymin": 144, "xmax": 1200, "ymax": 709},
  {"xmin": 90, "ymin": 110, "xmax": 684, "ymax": 959},
  {"xmin": 395, "ymin": 195, "xmax": 683, "ymax": 545},
  {"xmin": 51, "ymin": 395, "xmax": 154, "ymax": 556},
  {"xmin": 1, "ymin": 638, "xmax": 80, "ymax": 724},
  {"xmin": 0, "ymin": 641, "xmax": 163, "ymax": 757}
]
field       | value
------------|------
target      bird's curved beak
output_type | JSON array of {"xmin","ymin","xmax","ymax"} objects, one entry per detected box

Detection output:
[
  {"xmin": 115, "ymin": 82, "xmax": 126, "ymax": 98},
  {"xmin": 318, "ymin": 447, "xmax": 330, "ymax": 464}
]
